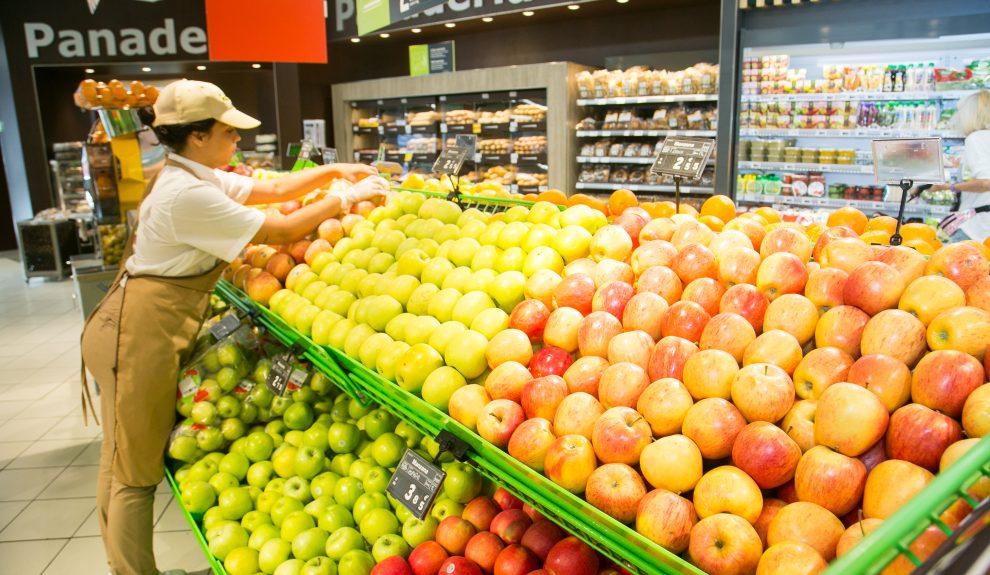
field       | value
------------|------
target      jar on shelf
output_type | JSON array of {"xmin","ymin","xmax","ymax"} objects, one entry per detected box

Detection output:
[
  {"xmin": 784, "ymin": 147, "xmax": 801, "ymax": 163},
  {"xmin": 763, "ymin": 175, "xmax": 783, "ymax": 195},
  {"xmin": 808, "ymin": 174, "xmax": 827, "ymax": 197},
  {"xmin": 749, "ymin": 140, "xmax": 767, "ymax": 162},
  {"xmin": 836, "ymin": 149, "xmax": 856, "ymax": 165},
  {"xmin": 829, "ymin": 183, "xmax": 845, "ymax": 199},
  {"xmin": 790, "ymin": 174, "xmax": 809, "ymax": 196},
  {"xmin": 818, "ymin": 148, "xmax": 836, "ymax": 164},
  {"xmin": 801, "ymin": 148, "xmax": 819, "ymax": 164}
]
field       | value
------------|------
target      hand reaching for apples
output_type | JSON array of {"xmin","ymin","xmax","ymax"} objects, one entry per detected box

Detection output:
[
  {"xmin": 335, "ymin": 175, "xmax": 390, "ymax": 211},
  {"xmin": 330, "ymin": 162, "xmax": 379, "ymax": 182}
]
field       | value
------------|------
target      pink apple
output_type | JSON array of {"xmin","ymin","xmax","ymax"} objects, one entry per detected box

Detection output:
[
  {"xmin": 484, "ymin": 361, "xmax": 533, "ymax": 403},
  {"xmin": 598, "ymin": 362, "xmax": 651, "ymax": 409},
  {"xmin": 562, "ymin": 356, "xmax": 609, "ymax": 396},
  {"xmin": 585, "ymin": 463, "xmax": 647, "ymax": 523},
  {"xmin": 577, "ymin": 311, "xmax": 623, "ymax": 358},
  {"xmin": 477, "ymin": 400, "xmax": 526, "ymax": 448},
  {"xmin": 521, "ymin": 375, "xmax": 569, "ymax": 420},
  {"xmin": 731, "ymin": 421, "xmax": 802, "ymax": 490},
  {"xmin": 589, "ymin": 225, "xmax": 633, "ymax": 262},
  {"xmin": 591, "ymin": 407, "xmax": 652, "ymax": 465},
  {"xmin": 529, "ymin": 347, "xmax": 574, "ymax": 379},
  {"xmin": 647, "ymin": 336, "xmax": 699, "ymax": 382},
  {"xmin": 592, "ymin": 281, "xmax": 635, "ymax": 320},
  {"xmin": 449, "ymin": 384, "xmax": 493, "ymax": 431},
  {"xmin": 637, "ymin": 266, "xmax": 683, "ymax": 304},
  {"xmin": 507, "ymin": 418, "xmax": 557, "ymax": 472},
  {"xmin": 552, "ymin": 392, "xmax": 604, "ymax": 440},
  {"xmin": 486, "ymin": 329, "xmax": 534, "ymax": 369},
  {"xmin": 553, "ymin": 274, "xmax": 595, "ymax": 315},
  {"xmin": 607, "ymin": 330, "xmax": 653, "ymax": 369},
  {"xmin": 508, "ymin": 299, "xmax": 551, "ymax": 343},
  {"xmin": 543, "ymin": 307, "xmax": 583, "ymax": 353},
  {"xmin": 631, "ymin": 241, "xmax": 678, "ymax": 277},
  {"xmin": 592, "ymin": 259, "xmax": 635, "ymax": 289},
  {"xmin": 621, "ymin": 292, "xmax": 668, "ymax": 340}
]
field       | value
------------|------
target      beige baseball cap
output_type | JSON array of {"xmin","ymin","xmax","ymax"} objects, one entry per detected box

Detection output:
[{"xmin": 153, "ymin": 79, "xmax": 260, "ymax": 129}]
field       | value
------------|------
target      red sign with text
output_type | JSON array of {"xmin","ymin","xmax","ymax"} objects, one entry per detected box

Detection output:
[{"xmin": 205, "ymin": 0, "xmax": 326, "ymax": 63}]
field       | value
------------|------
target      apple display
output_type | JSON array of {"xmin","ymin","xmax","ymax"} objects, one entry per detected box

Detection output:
[
  {"xmin": 584, "ymin": 463, "xmax": 647, "ymax": 523},
  {"xmin": 813, "ymin": 382, "xmax": 888, "ymax": 457},
  {"xmin": 687, "ymin": 513, "xmax": 763, "ymax": 575},
  {"xmin": 636, "ymin": 488, "xmax": 697, "ymax": 553}
]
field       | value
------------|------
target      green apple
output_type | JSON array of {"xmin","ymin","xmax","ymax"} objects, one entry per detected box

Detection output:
[
  {"xmin": 432, "ymin": 200, "xmax": 463, "ymax": 224},
  {"xmin": 301, "ymin": 280, "xmax": 329, "ymax": 303},
  {"xmin": 339, "ymin": 550, "xmax": 374, "ymax": 575},
  {"xmin": 373, "ymin": 272, "xmax": 400, "ymax": 297},
  {"xmin": 553, "ymin": 225, "xmax": 593, "ymax": 262},
  {"xmin": 461, "ymin": 219, "xmax": 487, "ymax": 240},
  {"xmin": 395, "ymin": 248, "xmax": 429, "ymax": 279},
  {"xmin": 385, "ymin": 313, "xmax": 416, "ymax": 342},
  {"xmin": 376, "ymin": 341, "xmax": 411, "ymax": 382},
  {"xmin": 465, "ymin": 269, "xmax": 496, "ymax": 293},
  {"xmin": 191, "ymin": 401, "xmax": 219, "ymax": 426},
  {"xmin": 274, "ymin": 558, "xmax": 306, "ymax": 575},
  {"xmin": 344, "ymin": 323, "xmax": 378, "ymax": 359},
  {"xmin": 301, "ymin": 423, "xmax": 330, "ymax": 452},
  {"xmin": 334, "ymin": 477, "xmax": 364, "ymax": 510},
  {"xmin": 479, "ymin": 221, "xmax": 507, "ymax": 246},
  {"xmin": 272, "ymin": 445, "xmax": 298, "ymax": 478},
  {"xmin": 357, "ymin": 273, "xmax": 381, "ymax": 299},
  {"xmin": 240, "ymin": 510, "xmax": 272, "ymax": 533},
  {"xmin": 490, "ymin": 270, "xmax": 528, "ymax": 313},
  {"xmin": 271, "ymin": 397, "xmax": 294, "ymax": 418},
  {"xmin": 327, "ymin": 422, "xmax": 360, "ymax": 454},
  {"xmin": 305, "ymin": 495, "xmax": 335, "ymax": 519},
  {"xmin": 402, "ymin": 316, "xmax": 441, "ymax": 346},
  {"xmin": 246, "ymin": 461, "xmax": 275, "ymax": 489},
  {"xmin": 348, "ymin": 398, "xmax": 374, "ymax": 420},
  {"xmin": 202, "ymin": 507, "xmax": 227, "ymax": 531},
  {"xmin": 310, "ymin": 472, "xmax": 341, "ymax": 499},
  {"xmin": 292, "ymin": 272, "xmax": 321, "ymax": 297},
  {"xmin": 430, "ymin": 498, "xmax": 465, "ymax": 522},
  {"xmin": 294, "ymin": 446, "xmax": 325, "ymax": 480},
  {"xmin": 326, "ymin": 527, "xmax": 366, "ymax": 562},
  {"xmin": 207, "ymin": 522, "xmax": 249, "ymax": 561},
  {"xmin": 284, "ymin": 402, "xmax": 315, "ymax": 432},
  {"xmin": 180, "ymin": 479, "xmax": 215, "ymax": 513},
  {"xmin": 323, "ymin": 291, "xmax": 356, "ymax": 317},
  {"xmin": 503, "ymin": 205, "xmax": 529, "ymax": 223},
  {"xmin": 448, "ymin": 237, "xmax": 479, "ymax": 268},
  {"xmin": 259, "ymin": 537, "xmax": 292, "ymax": 573},
  {"xmin": 352, "ymin": 492, "xmax": 390, "ymax": 523},
  {"xmin": 457, "ymin": 207, "xmax": 487, "ymax": 226},
  {"xmin": 358, "ymin": 333, "xmax": 394, "ymax": 371},
  {"xmin": 318, "ymin": 262, "xmax": 342, "ymax": 285},
  {"xmin": 495, "ymin": 247, "xmax": 525, "ymax": 273},
  {"xmin": 332, "ymin": 237, "xmax": 356, "ymax": 260},
  {"xmin": 329, "ymin": 263, "xmax": 358, "ymax": 288},
  {"xmin": 365, "ymin": 295, "xmax": 403, "ymax": 332},
  {"xmin": 266, "ymin": 420, "xmax": 289, "ymax": 437},
  {"xmin": 318, "ymin": 503, "xmax": 355, "ymax": 533},
  {"xmin": 363, "ymin": 409, "xmax": 398, "ymax": 440},
  {"xmin": 281, "ymin": 510, "xmax": 316, "ymax": 541},
  {"xmin": 348, "ymin": 457, "xmax": 376, "ymax": 481},
  {"xmin": 405, "ymin": 284, "xmax": 440, "ymax": 317},
  {"xmin": 350, "ymin": 228, "xmax": 375, "ymax": 250},
  {"xmin": 385, "ymin": 276, "xmax": 420, "ymax": 309},
  {"xmin": 326, "ymin": 319, "xmax": 357, "ymax": 350},
  {"xmin": 372, "ymin": 533, "xmax": 411, "ymax": 562},
  {"xmin": 400, "ymin": 192, "xmax": 426, "ymax": 215},
  {"xmin": 339, "ymin": 269, "xmax": 369, "ymax": 297},
  {"xmin": 292, "ymin": 527, "xmax": 330, "ymax": 562},
  {"xmin": 217, "ymin": 395, "xmax": 242, "ymax": 419},
  {"xmin": 284, "ymin": 430, "xmax": 305, "ymax": 448},
  {"xmin": 523, "ymin": 224, "xmax": 558, "ymax": 252},
  {"xmin": 358, "ymin": 507, "xmax": 399, "ymax": 543},
  {"xmin": 169, "ymin": 435, "xmax": 199, "ymax": 463},
  {"xmin": 471, "ymin": 308, "xmax": 510, "ymax": 340},
  {"xmin": 470, "ymin": 245, "xmax": 501, "ymax": 272},
  {"xmin": 427, "ymin": 289, "xmax": 462, "ymax": 323},
  {"xmin": 444, "ymin": 330, "xmax": 489, "ymax": 379},
  {"xmin": 394, "ymin": 421, "xmax": 423, "ymax": 449},
  {"xmin": 247, "ymin": 523, "xmax": 280, "ymax": 550},
  {"xmin": 451, "ymin": 291, "xmax": 496, "ymax": 326},
  {"xmin": 496, "ymin": 221, "xmax": 529, "ymax": 250},
  {"xmin": 443, "ymin": 462, "xmax": 483, "ymax": 503},
  {"xmin": 435, "ymin": 223, "xmax": 463, "ymax": 245},
  {"xmin": 225, "ymin": 545, "xmax": 260, "ymax": 575},
  {"xmin": 402, "ymin": 516, "xmax": 439, "ymax": 547},
  {"xmin": 210, "ymin": 472, "xmax": 240, "ymax": 495},
  {"xmin": 266, "ymin": 478, "xmax": 288, "ymax": 495},
  {"xmin": 330, "ymin": 453, "xmax": 357, "ymax": 476},
  {"xmin": 421, "ymin": 258, "xmax": 455, "ymax": 287},
  {"xmin": 527, "ymin": 201, "xmax": 559, "ymax": 224},
  {"xmin": 418, "ymin": 238, "xmax": 440, "ymax": 258},
  {"xmin": 371, "ymin": 433, "xmax": 406, "ymax": 468},
  {"xmin": 393, "ymin": 497, "xmax": 413, "ymax": 524},
  {"xmin": 187, "ymin": 458, "xmax": 219, "ymax": 482},
  {"xmin": 395, "ymin": 343, "xmax": 444, "ymax": 393},
  {"xmin": 422, "ymin": 366, "xmax": 467, "ymax": 411},
  {"xmin": 312, "ymin": 286, "xmax": 341, "ymax": 310},
  {"xmin": 441, "ymin": 267, "xmax": 473, "ymax": 293},
  {"xmin": 428, "ymin": 321, "xmax": 467, "ymax": 356},
  {"xmin": 223, "ymin": 416, "xmax": 248, "ymax": 441},
  {"xmin": 362, "ymin": 466, "xmax": 390, "ymax": 494},
  {"xmin": 269, "ymin": 289, "xmax": 296, "ymax": 315},
  {"xmin": 372, "ymin": 229, "xmax": 406, "ymax": 254},
  {"xmin": 256, "ymin": 491, "xmax": 281, "ymax": 515},
  {"xmin": 394, "ymin": 237, "xmax": 418, "ymax": 260},
  {"xmin": 523, "ymin": 246, "xmax": 565, "ymax": 277},
  {"xmin": 368, "ymin": 252, "xmax": 395, "ymax": 274},
  {"xmin": 283, "ymin": 476, "xmax": 312, "ymax": 503}
]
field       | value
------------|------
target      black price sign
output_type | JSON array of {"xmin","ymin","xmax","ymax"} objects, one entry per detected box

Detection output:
[
  {"xmin": 454, "ymin": 134, "xmax": 477, "ymax": 157},
  {"xmin": 386, "ymin": 449, "xmax": 446, "ymax": 520},
  {"xmin": 322, "ymin": 148, "xmax": 339, "ymax": 164},
  {"xmin": 433, "ymin": 145, "xmax": 469, "ymax": 176},
  {"xmin": 265, "ymin": 352, "xmax": 294, "ymax": 396},
  {"xmin": 650, "ymin": 137, "xmax": 715, "ymax": 180},
  {"xmin": 209, "ymin": 314, "xmax": 242, "ymax": 340}
]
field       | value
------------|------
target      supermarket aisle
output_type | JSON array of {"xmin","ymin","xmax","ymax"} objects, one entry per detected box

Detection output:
[{"xmin": 0, "ymin": 257, "xmax": 208, "ymax": 575}]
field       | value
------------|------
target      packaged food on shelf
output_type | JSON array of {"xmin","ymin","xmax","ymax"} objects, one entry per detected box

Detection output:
[
  {"xmin": 482, "ymin": 164, "xmax": 517, "ymax": 184},
  {"xmin": 511, "ymin": 103, "xmax": 547, "ymax": 122},
  {"xmin": 515, "ymin": 172, "xmax": 548, "ymax": 188},
  {"xmin": 356, "ymin": 116, "xmax": 380, "ymax": 128},
  {"xmin": 478, "ymin": 138, "xmax": 512, "ymax": 154},
  {"xmin": 576, "ymin": 116, "xmax": 598, "ymax": 130},
  {"xmin": 404, "ymin": 136, "xmax": 440, "ymax": 153},
  {"xmin": 477, "ymin": 109, "xmax": 512, "ymax": 124},
  {"xmin": 514, "ymin": 135, "xmax": 547, "ymax": 154},
  {"xmin": 406, "ymin": 110, "xmax": 441, "ymax": 125},
  {"xmin": 74, "ymin": 78, "xmax": 159, "ymax": 110},
  {"xmin": 444, "ymin": 109, "xmax": 476, "ymax": 125},
  {"xmin": 576, "ymin": 63, "xmax": 719, "ymax": 99}
]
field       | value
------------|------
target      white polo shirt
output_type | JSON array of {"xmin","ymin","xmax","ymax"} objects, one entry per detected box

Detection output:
[
  {"xmin": 959, "ymin": 130, "xmax": 990, "ymax": 242},
  {"xmin": 125, "ymin": 153, "xmax": 266, "ymax": 277}
]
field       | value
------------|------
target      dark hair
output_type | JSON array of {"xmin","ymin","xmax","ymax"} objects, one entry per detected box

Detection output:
[{"xmin": 139, "ymin": 106, "xmax": 216, "ymax": 152}]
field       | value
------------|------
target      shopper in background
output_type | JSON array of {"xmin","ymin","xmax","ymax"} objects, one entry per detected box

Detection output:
[
  {"xmin": 930, "ymin": 90, "xmax": 990, "ymax": 241},
  {"xmin": 80, "ymin": 79, "xmax": 388, "ymax": 575}
]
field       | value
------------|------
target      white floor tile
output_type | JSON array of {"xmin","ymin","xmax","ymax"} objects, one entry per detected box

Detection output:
[
  {"xmin": 0, "ymin": 500, "xmax": 29, "ymax": 531},
  {"xmin": 42, "ymin": 536, "xmax": 107, "ymax": 575},
  {"xmin": 0, "ymin": 467, "xmax": 63, "ymax": 501},
  {"xmin": 74, "ymin": 509, "xmax": 102, "ymax": 538},
  {"xmin": 18, "ymin": 394, "xmax": 85, "ymax": 419},
  {"xmin": 0, "ymin": 382, "xmax": 64, "ymax": 401},
  {"xmin": 0, "ymin": 441, "xmax": 33, "ymax": 469},
  {"xmin": 0, "ymin": 369, "xmax": 42, "ymax": 385},
  {"xmin": 71, "ymin": 440, "xmax": 102, "ymax": 467},
  {"xmin": 0, "ymin": 539, "xmax": 67, "ymax": 575},
  {"xmin": 7, "ymin": 439, "xmax": 90, "ymax": 469},
  {"xmin": 0, "ymin": 344, "xmax": 39, "ymax": 358},
  {"xmin": 0, "ymin": 400, "xmax": 34, "ymax": 420},
  {"xmin": 155, "ymin": 497, "xmax": 192, "ymax": 533},
  {"xmin": 153, "ymin": 530, "xmax": 210, "ymax": 573},
  {"xmin": 41, "ymin": 414, "xmax": 102, "ymax": 441},
  {"xmin": 0, "ymin": 417, "xmax": 62, "ymax": 441},
  {"xmin": 0, "ymin": 497, "xmax": 94, "ymax": 541},
  {"xmin": 38, "ymin": 465, "xmax": 99, "ymax": 500}
]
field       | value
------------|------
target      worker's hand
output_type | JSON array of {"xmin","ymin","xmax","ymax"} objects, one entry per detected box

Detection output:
[
  {"xmin": 330, "ymin": 163, "xmax": 379, "ymax": 182},
  {"xmin": 335, "ymin": 175, "xmax": 390, "ymax": 210},
  {"xmin": 927, "ymin": 182, "xmax": 951, "ymax": 192}
]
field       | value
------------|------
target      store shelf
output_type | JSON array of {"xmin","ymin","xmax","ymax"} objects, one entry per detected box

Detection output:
[
  {"xmin": 576, "ymin": 182, "xmax": 714, "ymax": 194},
  {"xmin": 737, "ymin": 193, "xmax": 952, "ymax": 217},
  {"xmin": 577, "ymin": 156, "xmax": 656, "ymax": 165},
  {"xmin": 577, "ymin": 94, "xmax": 718, "ymax": 106},
  {"xmin": 740, "ymin": 128, "xmax": 963, "ymax": 139},
  {"xmin": 740, "ymin": 90, "xmax": 978, "ymax": 103},
  {"xmin": 213, "ymin": 280, "xmax": 704, "ymax": 575},
  {"xmin": 576, "ymin": 129, "xmax": 717, "ymax": 138},
  {"xmin": 739, "ymin": 161, "xmax": 875, "ymax": 175}
]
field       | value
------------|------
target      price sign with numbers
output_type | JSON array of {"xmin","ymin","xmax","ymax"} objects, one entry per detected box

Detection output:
[
  {"xmin": 386, "ymin": 449, "xmax": 446, "ymax": 520},
  {"xmin": 433, "ymin": 145, "xmax": 469, "ymax": 176},
  {"xmin": 209, "ymin": 314, "xmax": 242, "ymax": 340},
  {"xmin": 650, "ymin": 137, "xmax": 715, "ymax": 180},
  {"xmin": 322, "ymin": 148, "xmax": 338, "ymax": 164},
  {"xmin": 265, "ymin": 353, "xmax": 294, "ymax": 397}
]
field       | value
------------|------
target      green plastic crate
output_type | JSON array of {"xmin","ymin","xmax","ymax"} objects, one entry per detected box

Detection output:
[{"xmin": 164, "ymin": 466, "xmax": 227, "ymax": 575}]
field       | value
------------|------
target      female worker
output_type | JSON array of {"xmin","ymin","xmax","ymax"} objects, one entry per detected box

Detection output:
[
  {"xmin": 930, "ymin": 90, "xmax": 990, "ymax": 241},
  {"xmin": 80, "ymin": 79, "xmax": 389, "ymax": 575}
]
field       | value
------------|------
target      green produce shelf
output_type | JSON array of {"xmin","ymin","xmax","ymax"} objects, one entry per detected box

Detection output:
[
  {"xmin": 214, "ymin": 280, "xmax": 704, "ymax": 575},
  {"xmin": 823, "ymin": 433, "xmax": 990, "ymax": 575},
  {"xmin": 164, "ymin": 466, "xmax": 227, "ymax": 575},
  {"xmin": 390, "ymin": 185, "xmax": 568, "ymax": 213}
]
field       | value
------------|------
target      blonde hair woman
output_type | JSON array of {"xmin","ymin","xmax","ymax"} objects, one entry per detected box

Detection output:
[{"xmin": 932, "ymin": 90, "xmax": 990, "ymax": 241}]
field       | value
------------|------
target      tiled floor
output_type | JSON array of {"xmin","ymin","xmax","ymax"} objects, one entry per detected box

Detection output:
[{"xmin": 0, "ymin": 255, "xmax": 208, "ymax": 575}]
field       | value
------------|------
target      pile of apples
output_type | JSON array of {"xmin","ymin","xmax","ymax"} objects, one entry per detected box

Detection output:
[{"xmin": 229, "ymin": 186, "xmax": 990, "ymax": 574}]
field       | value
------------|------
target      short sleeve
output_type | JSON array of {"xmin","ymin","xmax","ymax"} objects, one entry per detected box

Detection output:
[
  {"xmin": 213, "ymin": 169, "xmax": 256, "ymax": 203},
  {"xmin": 964, "ymin": 131, "xmax": 990, "ymax": 179},
  {"xmin": 169, "ymin": 183, "xmax": 266, "ymax": 263}
]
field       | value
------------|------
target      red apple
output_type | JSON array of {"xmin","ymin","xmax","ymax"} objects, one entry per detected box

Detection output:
[
  {"xmin": 465, "ymin": 531, "xmax": 504, "ymax": 574},
  {"xmin": 792, "ymin": 347, "xmax": 854, "ymax": 400},
  {"xmin": 613, "ymin": 213, "xmax": 647, "ymax": 248},
  {"xmin": 520, "ymin": 520, "xmax": 564, "ymax": 561},
  {"xmin": 863, "ymin": 459, "xmax": 934, "ymax": 519},
  {"xmin": 577, "ymin": 311, "xmax": 623, "ymax": 358},
  {"xmin": 631, "ymin": 240, "xmax": 678, "ymax": 277},
  {"xmin": 562, "ymin": 356, "xmax": 609, "ymax": 396},
  {"xmin": 640, "ymin": 219, "xmax": 676, "ymax": 243},
  {"xmin": 730, "ymin": 363, "xmax": 795, "ymax": 423},
  {"xmin": 288, "ymin": 240, "xmax": 312, "ymax": 264},
  {"xmin": 682, "ymin": 277, "xmax": 727, "ymax": 316},
  {"xmin": 660, "ymin": 300, "xmax": 711, "ymax": 343},
  {"xmin": 636, "ymin": 489, "xmax": 697, "ymax": 553},
  {"xmin": 598, "ymin": 362, "xmax": 650, "ymax": 409},
  {"xmin": 564, "ymin": 258, "xmax": 596, "ymax": 278},
  {"xmin": 245, "ymin": 271, "xmax": 283, "ymax": 306},
  {"xmin": 963, "ymin": 383, "xmax": 990, "ymax": 438},
  {"xmin": 529, "ymin": 347, "xmax": 574, "ymax": 379},
  {"xmin": 553, "ymin": 274, "xmax": 595, "ymax": 314},
  {"xmin": 835, "ymin": 518, "xmax": 883, "ymax": 558},
  {"xmin": 925, "ymin": 241, "xmax": 989, "ymax": 290},
  {"xmin": 698, "ymin": 313, "xmax": 756, "ymax": 364},
  {"xmin": 636, "ymin": 378, "xmax": 694, "ymax": 437},
  {"xmin": 592, "ymin": 259, "xmax": 635, "ymax": 288},
  {"xmin": 477, "ymin": 400, "xmax": 526, "ymax": 448},
  {"xmin": 543, "ymin": 307, "xmax": 583, "ymax": 353},
  {"xmin": 436, "ymin": 516, "xmax": 478, "ymax": 556},
  {"xmin": 607, "ymin": 330, "xmax": 653, "ymax": 370},
  {"xmin": 509, "ymin": 299, "xmax": 551, "ymax": 343},
  {"xmin": 794, "ymin": 445, "xmax": 867, "ymax": 517},
  {"xmin": 553, "ymin": 392, "xmax": 604, "ymax": 439},
  {"xmin": 717, "ymin": 246, "xmax": 762, "ymax": 286},
  {"xmin": 409, "ymin": 541, "xmax": 449, "ymax": 575},
  {"xmin": 857, "ymin": 439, "xmax": 888, "ymax": 474},
  {"xmin": 911, "ymin": 349, "xmax": 985, "ymax": 418},
  {"xmin": 814, "ymin": 382, "xmax": 888, "ymax": 457},
  {"xmin": 490, "ymin": 509, "xmax": 532, "ymax": 545},
  {"xmin": 486, "ymin": 329, "xmax": 534, "ymax": 369},
  {"xmin": 688, "ymin": 513, "xmax": 763, "ymax": 575},
  {"xmin": 805, "ymin": 266, "xmax": 848, "ymax": 314},
  {"xmin": 544, "ymin": 537, "xmax": 599, "ymax": 575},
  {"xmin": 249, "ymin": 244, "xmax": 278, "ymax": 269},
  {"xmin": 756, "ymin": 541, "xmax": 827, "ymax": 575},
  {"xmin": 843, "ymin": 261, "xmax": 905, "ymax": 316},
  {"xmin": 846, "ymin": 354, "xmax": 912, "ymax": 412},
  {"xmin": 592, "ymin": 281, "xmax": 635, "ymax": 320},
  {"xmin": 317, "ymin": 218, "xmax": 344, "ymax": 244},
  {"xmin": 754, "ymin": 499, "xmax": 787, "ymax": 547},
  {"xmin": 521, "ymin": 376, "xmax": 568, "ymax": 420},
  {"xmin": 585, "ymin": 463, "xmax": 647, "ymax": 523},
  {"xmin": 507, "ymin": 417, "xmax": 556, "ymax": 472},
  {"xmin": 767, "ymin": 501, "xmax": 844, "ymax": 561},
  {"xmin": 757, "ymin": 252, "xmax": 810, "ymax": 302},
  {"xmin": 438, "ymin": 557, "xmax": 483, "ymax": 575},
  {"xmin": 372, "ymin": 556, "xmax": 412, "ymax": 575},
  {"xmin": 493, "ymin": 487, "xmax": 523, "ymax": 511},
  {"xmin": 693, "ymin": 466, "xmax": 764, "ymax": 523},
  {"xmin": 720, "ymin": 284, "xmax": 770, "ymax": 332},
  {"xmin": 815, "ymin": 305, "xmax": 870, "ymax": 359},
  {"xmin": 484, "ymin": 362, "xmax": 532, "ymax": 403},
  {"xmin": 278, "ymin": 199, "xmax": 302, "ymax": 215},
  {"xmin": 885, "ymin": 403, "xmax": 963, "ymax": 471},
  {"xmin": 621, "ymin": 292, "xmax": 668, "ymax": 340},
  {"xmin": 647, "ymin": 336, "xmax": 699, "ymax": 382},
  {"xmin": 731, "ymin": 421, "xmax": 801, "ymax": 490},
  {"xmin": 493, "ymin": 545, "xmax": 539, "ymax": 575},
  {"xmin": 876, "ymin": 244, "xmax": 926, "ymax": 285},
  {"xmin": 742, "ymin": 330, "xmax": 803, "ymax": 375},
  {"xmin": 304, "ymin": 239, "xmax": 333, "ymax": 266},
  {"xmin": 763, "ymin": 293, "xmax": 819, "ymax": 346},
  {"xmin": 682, "ymin": 398, "xmax": 747, "ymax": 460},
  {"xmin": 543, "ymin": 434, "xmax": 597, "ymax": 494},
  {"xmin": 672, "ymin": 243, "xmax": 717, "ymax": 284},
  {"xmin": 264, "ymin": 253, "xmax": 295, "ymax": 283},
  {"xmin": 521, "ymin": 503, "xmax": 543, "ymax": 523},
  {"xmin": 591, "ymin": 407, "xmax": 652, "ymax": 465},
  {"xmin": 636, "ymin": 266, "xmax": 683, "ymax": 304},
  {"xmin": 463, "ymin": 496, "xmax": 501, "ymax": 531}
]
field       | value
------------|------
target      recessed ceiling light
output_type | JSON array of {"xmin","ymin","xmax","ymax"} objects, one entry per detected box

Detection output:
[
  {"xmin": 616, "ymin": 0, "xmax": 629, "ymax": 3},
  {"xmin": 411, "ymin": 28, "xmax": 422, "ymax": 33},
  {"xmin": 444, "ymin": 22, "xmax": 456, "ymax": 28},
  {"xmin": 380, "ymin": 33, "xmax": 390, "ymax": 38},
  {"xmin": 141, "ymin": 67, "xmax": 151, "ymax": 72},
  {"xmin": 196, "ymin": 65, "xmax": 207, "ymax": 71},
  {"xmin": 350, "ymin": 37, "xmax": 361, "ymax": 43},
  {"xmin": 85, "ymin": 68, "xmax": 95, "ymax": 74},
  {"xmin": 522, "ymin": 10, "xmax": 535, "ymax": 16},
  {"xmin": 482, "ymin": 17, "xmax": 493, "ymax": 22},
  {"xmin": 251, "ymin": 63, "xmax": 261, "ymax": 69},
  {"xmin": 568, "ymin": 4, "xmax": 580, "ymax": 9}
]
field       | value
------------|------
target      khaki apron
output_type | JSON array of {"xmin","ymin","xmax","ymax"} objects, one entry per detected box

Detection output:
[{"xmin": 80, "ymin": 158, "xmax": 228, "ymax": 487}]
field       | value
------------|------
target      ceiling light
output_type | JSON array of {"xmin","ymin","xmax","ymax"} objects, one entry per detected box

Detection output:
[
  {"xmin": 482, "ymin": 17, "xmax": 493, "ymax": 22},
  {"xmin": 444, "ymin": 22, "xmax": 456, "ymax": 28},
  {"xmin": 380, "ymin": 33, "xmax": 390, "ymax": 38},
  {"xmin": 522, "ymin": 10, "xmax": 535, "ymax": 16},
  {"xmin": 350, "ymin": 37, "xmax": 361, "ymax": 43},
  {"xmin": 411, "ymin": 28, "xmax": 422, "ymax": 33},
  {"xmin": 617, "ymin": 0, "xmax": 629, "ymax": 3},
  {"xmin": 251, "ymin": 63, "xmax": 261, "ymax": 69},
  {"xmin": 141, "ymin": 67, "xmax": 151, "ymax": 72},
  {"xmin": 196, "ymin": 65, "xmax": 207, "ymax": 71},
  {"xmin": 568, "ymin": 4, "xmax": 580, "ymax": 9},
  {"xmin": 85, "ymin": 68, "xmax": 95, "ymax": 74}
]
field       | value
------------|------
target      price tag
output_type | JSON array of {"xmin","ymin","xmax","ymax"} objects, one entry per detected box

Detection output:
[
  {"xmin": 650, "ymin": 136, "xmax": 715, "ymax": 180},
  {"xmin": 209, "ymin": 314, "xmax": 242, "ymax": 340},
  {"xmin": 433, "ymin": 145, "xmax": 469, "ymax": 176},
  {"xmin": 510, "ymin": 153, "xmax": 519, "ymax": 164},
  {"xmin": 454, "ymin": 134, "xmax": 477, "ymax": 157},
  {"xmin": 265, "ymin": 352, "xmax": 294, "ymax": 397},
  {"xmin": 322, "ymin": 148, "xmax": 338, "ymax": 164},
  {"xmin": 386, "ymin": 449, "xmax": 446, "ymax": 520}
]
